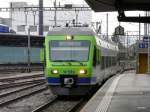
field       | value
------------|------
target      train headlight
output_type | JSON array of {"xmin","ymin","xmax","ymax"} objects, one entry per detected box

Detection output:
[
  {"xmin": 66, "ymin": 35, "xmax": 73, "ymax": 40},
  {"xmin": 79, "ymin": 69, "xmax": 86, "ymax": 74},
  {"xmin": 52, "ymin": 69, "xmax": 59, "ymax": 74}
]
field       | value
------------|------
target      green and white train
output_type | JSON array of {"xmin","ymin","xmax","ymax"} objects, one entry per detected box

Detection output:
[{"xmin": 41, "ymin": 27, "xmax": 122, "ymax": 95}]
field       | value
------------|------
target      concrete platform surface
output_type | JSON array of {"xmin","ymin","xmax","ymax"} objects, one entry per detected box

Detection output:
[{"xmin": 80, "ymin": 71, "xmax": 150, "ymax": 112}]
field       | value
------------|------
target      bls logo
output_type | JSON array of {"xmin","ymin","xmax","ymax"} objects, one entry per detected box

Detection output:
[{"xmin": 63, "ymin": 70, "xmax": 75, "ymax": 74}]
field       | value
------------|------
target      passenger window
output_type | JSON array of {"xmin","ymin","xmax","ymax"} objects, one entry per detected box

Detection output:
[
  {"xmin": 112, "ymin": 57, "xmax": 114, "ymax": 66},
  {"xmin": 107, "ymin": 57, "xmax": 109, "ymax": 67},
  {"xmin": 109, "ymin": 57, "xmax": 112, "ymax": 67},
  {"xmin": 97, "ymin": 48, "xmax": 100, "ymax": 64},
  {"xmin": 105, "ymin": 57, "xmax": 108, "ymax": 68},
  {"xmin": 93, "ymin": 47, "xmax": 97, "ymax": 66},
  {"xmin": 101, "ymin": 56, "xmax": 105, "ymax": 69}
]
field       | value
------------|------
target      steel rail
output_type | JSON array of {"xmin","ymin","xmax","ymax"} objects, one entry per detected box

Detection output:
[
  {"xmin": 0, "ymin": 82, "xmax": 45, "ymax": 98},
  {"xmin": 66, "ymin": 98, "xmax": 85, "ymax": 112},
  {"xmin": 0, "ymin": 78, "xmax": 45, "ymax": 89},
  {"xmin": 0, "ymin": 85, "xmax": 48, "ymax": 107},
  {"xmin": 31, "ymin": 96, "xmax": 58, "ymax": 112},
  {"xmin": 0, "ymin": 74, "xmax": 43, "ymax": 82}
]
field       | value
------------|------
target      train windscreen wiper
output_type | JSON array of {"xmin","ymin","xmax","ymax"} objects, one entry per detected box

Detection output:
[
  {"xmin": 52, "ymin": 60, "xmax": 66, "ymax": 62},
  {"xmin": 52, "ymin": 60, "xmax": 79, "ymax": 62},
  {"xmin": 66, "ymin": 60, "xmax": 83, "ymax": 66},
  {"xmin": 52, "ymin": 60, "xmax": 83, "ymax": 66}
]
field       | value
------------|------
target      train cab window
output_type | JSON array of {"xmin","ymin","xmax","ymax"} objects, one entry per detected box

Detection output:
[{"xmin": 50, "ymin": 41, "xmax": 90, "ymax": 62}]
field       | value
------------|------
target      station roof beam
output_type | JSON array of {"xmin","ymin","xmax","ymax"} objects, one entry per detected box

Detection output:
[{"xmin": 85, "ymin": 0, "xmax": 150, "ymax": 23}]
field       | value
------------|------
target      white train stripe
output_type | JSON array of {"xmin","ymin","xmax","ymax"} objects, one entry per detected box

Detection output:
[{"xmin": 95, "ymin": 74, "xmax": 124, "ymax": 112}]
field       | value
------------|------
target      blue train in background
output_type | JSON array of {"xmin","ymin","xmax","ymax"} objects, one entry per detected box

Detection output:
[
  {"xmin": 0, "ymin": 47, "xmax": 41, "ymax": 64},
  {"xmin": 0, "ymin": 24, "xmax": 9, "ymax": 33}
]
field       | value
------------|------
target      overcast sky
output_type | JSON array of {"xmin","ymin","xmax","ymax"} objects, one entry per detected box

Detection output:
[{"xmin": 0, "ymin": 0, "xmax": 145, "ymax": 35}]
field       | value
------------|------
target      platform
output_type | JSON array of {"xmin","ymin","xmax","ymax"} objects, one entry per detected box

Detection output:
[{"xmin": 80, "ymin": 71, "xmax": 150, "ymax": 112}]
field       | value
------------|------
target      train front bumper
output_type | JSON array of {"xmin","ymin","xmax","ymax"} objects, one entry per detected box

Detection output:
[
  {"xmin": 47, "ymin": 77, "xmax": 97, "ymax": 86},
  {"xmin": 48, "ymin": 85, "xmax": 95, "ymax": 95},
  {"xmin": 46, "ymin": 77, "xmax": 97, "ymax": 95}
]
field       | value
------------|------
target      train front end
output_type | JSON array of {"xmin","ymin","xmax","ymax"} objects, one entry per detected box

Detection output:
[{"xmin": 44, "ymin": 28, "xmax": 96, "ymax": 95}]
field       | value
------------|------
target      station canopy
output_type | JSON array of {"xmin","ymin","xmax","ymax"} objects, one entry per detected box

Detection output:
[
  {"xmin": 85, "ymin": 0, "xmax": 150, "ymax": 12},
  {"xmin": 85, "ymin": 0, "xmax": 150, "ymax": 23}
]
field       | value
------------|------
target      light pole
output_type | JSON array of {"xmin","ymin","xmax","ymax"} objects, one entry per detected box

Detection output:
[
  {"xmin": 139, "ymin": 14, "xmax": 141, "ymax": 41},
  {"xmin": 39, "ymin": 0, "xmax": 43, "ymax": 35},
  {"xmin": 54, "ymin": 0, "xmax": 57, "ymax": 27},
  {"xmin": 33, "ymin": 11, "xmax": 36, "ymax": 26},
  {"xmin": 106, "ymin": 13, "xmax": 109, "ymax": 40},
  {"xmin": 27, "ymin": 27, "xmax": 31, "ymax": 73},
  {"xmin": 75, "ymin": 10, "xmax": 79, "ymax": 26},
  {"xmin": 126, "ymin": 31, "xmax": 129, "ymax": 60},
  {"xmin": 24, "ymin": 11, "xmax": 28, "ymax": 26}
]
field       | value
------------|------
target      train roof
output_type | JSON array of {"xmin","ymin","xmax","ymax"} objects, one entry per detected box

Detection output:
[
  {"xmin": 0, "ymin": 24, "xmax": 9, "ymax": 27},
  {"xmin": 47, "ymin": 27, "xmax": 95, "ymax": 36},
  {"xmin": 96, "ymin": 37, "xmax": 118, "ymax": 51},
  {"xmin": 47, "ymin": 27, "xmax": 118, "ymax": 51}
]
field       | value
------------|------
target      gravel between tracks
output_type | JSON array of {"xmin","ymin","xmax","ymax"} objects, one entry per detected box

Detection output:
[
  {"xmin": 0, "ymin": 83, "xmax": 44, "ymax": 96},
  {"xmin": 0, "ymin": 89, "xmax": 53, "ymax": 112},
  {"xmin": 0, "ymin": 83, "xmax": 44, "ymax": 94},
  {"xmin": 0, "ymin": 84, "xmax": 47, "ymax": 105},
  {"xmin": 41, "ymin": 100, "xmax": 80, "ymax": 112}
]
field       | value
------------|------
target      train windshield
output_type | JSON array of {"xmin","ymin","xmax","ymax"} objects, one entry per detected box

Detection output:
[{"xmin": 50, "ymin": 40, "xmax": 90, "ymax": 62}]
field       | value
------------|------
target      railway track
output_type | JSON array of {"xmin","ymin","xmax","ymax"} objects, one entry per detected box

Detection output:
[
  {"xmin": 31, "ymin": 96, "xmax": 86, "ymax": 112},
  {"xmin": 0, "ymin": 64, "xmax": 43, "ymax": 73},
  {"xmin": 66, "ymin": 98, "xmax": 85, "ymax": 112},
  {"xmin": 31, "ymin": 96, "xmax": 58, "ymax": 112},
  {"xmin": 0, "ymin": 82, "xmax": 45, "ymax": 98},
  {"xmin": 31, "ymin": 86, "xmax": 99, "ymax": 112},
  {"xmin": 0, "ymin": 78, "xmax": 46, "ymax": 90},
  {"xmin": 0, "ymin": 73, "xmax": 43, "ymax": 82},
  {"xmin": 0, "ymin": 72, "xmax": 45, "ymax": 90},
  {"xmin": 0, "ymin": 83, "xmax": 48, "ymax": 107}
]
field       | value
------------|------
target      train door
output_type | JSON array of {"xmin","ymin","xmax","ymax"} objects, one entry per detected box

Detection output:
[{"xmin": 139, "ymin": 53, "xmax": 148, "ymax": 74}]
